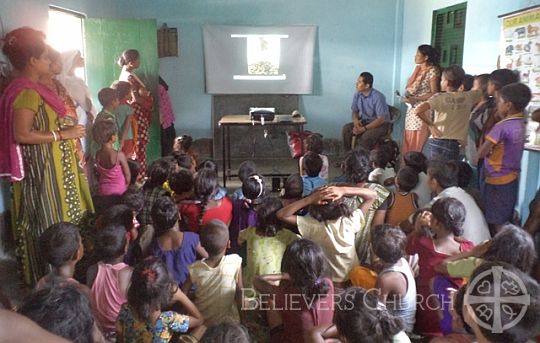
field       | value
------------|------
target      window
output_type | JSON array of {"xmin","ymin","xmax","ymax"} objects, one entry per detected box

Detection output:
[
  {"xmin": 47, "ymin": 6, "xmax": 86, "ymax": 79},
  {"xmin": 431, "ymin": 2, "xmax": 467, "ymax": 68}
]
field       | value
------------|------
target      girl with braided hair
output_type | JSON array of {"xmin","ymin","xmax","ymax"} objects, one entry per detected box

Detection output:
[
  {"xmin": 179, "ymin": 168, "xmax": 232, "ymax": 232},
  {"xmin": 115, "ymin": 257, "xmax": 204, "ymax": 342}
]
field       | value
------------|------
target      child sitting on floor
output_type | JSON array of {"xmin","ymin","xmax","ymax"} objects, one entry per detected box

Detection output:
[
  {"xmin": 301, "ymin": 152, "xmax": 327, "ymax": 196},
  {"xmin": 371, "ymin": 224, "xmax": 416, "ymax": 333},
  {"xmin": 299, "ymin": 134, "xmax": 328, "ymax": 181},
  {"xmin": 169, "ymin": 168, "xmax": 195, "ymax": 203},
  {"xmin": 230, "ymin": 160, "xmax": 257, "ymax": 201},
  {"xmin": 403, "ymin": 151, "xmax": 431, "ymax": 207},
  {"xmin": 100, "ymin": 204, "xmax": 140, "ymax": 265},
  {"xmin": 87, "ymin": 224, "xmax": 133, "ymax": 338},
  {"xmin": 435, "ymin": 223, "xmax": 536, "ymax": 278},
  {"xmin": 229, "ymin": 173, "xmax": 266, "ymax": 254},
  {"xmin": 139, "ymin": 158, "xmax": 175, "ymax": 227},
  {"xmin": 254, "ymin": 239, "xmax": 335, "ymax": 343},
  {"xmin": 36, "ymin": 222, "xmax": 86, "ymax": 291},
  {"xmin": 116, "ymin": 257, "xmax": 205, "ymax": 342},
  {"xmin": 182, "ymin": 219, "xmax": 243, "ymax": 326},
  {"xmin": 407, "ymin": 197, "xmax": 474, "ymax": 337},
  {"xmin": 238, "ymin": 196, "xmax": 298, "ymax": 292},
  {"xmin": 280, "ymin": 173, "xmax": 303, "ymax": 208},
  {"xmin": 173, "ymin": 134, "xmax": 198, "ymax": 167},
  {"xmin": 196, "ymin": 159, "xmax": 227, "ymax": 200},
  {"xmin": 277, "ymin": 185, "xmax": 376, "ymax": 289},
  {"xmin": 385, "ymin": 166, "xmax": 419, "ymax": 228},
  {"xmin": 368, "ymin": 147, "xmax": 396, "ymax": 189},
  {"xmin": 19, "ymin": 282, "xmax": 102, "ymax": 343},
  {"xmin": 179, "ymin": 168, "xmax": 233, "ymax": 232},
  {"xmin": 151, "ymin": 196, "xmax": 207, "ymax": 287},
  {"xmin": 308, "ymin": 287, "xmax": 411, "ymax": 343}
]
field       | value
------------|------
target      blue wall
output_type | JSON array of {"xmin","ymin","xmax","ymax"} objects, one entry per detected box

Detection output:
[{"xmin": 116, "ymin": 0, "xmax": 404, "ymax": 139}]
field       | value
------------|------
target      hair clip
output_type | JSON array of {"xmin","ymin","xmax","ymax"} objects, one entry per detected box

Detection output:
[
  {"xmin": 141, "ymin": 268, "xmax": 157, "ymax": 282},
  {"xmin": 249, "ymin": 175, "xmax": 264, "ymax": 198}
]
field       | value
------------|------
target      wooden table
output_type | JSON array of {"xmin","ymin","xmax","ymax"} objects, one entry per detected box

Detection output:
[{"xmin": 218, "ymin": 114, "xmax": 307, "ymax": 186}]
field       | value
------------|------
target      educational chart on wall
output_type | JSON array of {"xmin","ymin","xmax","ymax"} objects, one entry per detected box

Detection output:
[{"xmin": 500, "ymin": 5, "xmax": 540, "ymax": 147}]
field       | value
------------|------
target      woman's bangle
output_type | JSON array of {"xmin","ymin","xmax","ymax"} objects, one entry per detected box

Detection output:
[
  {"xmin": 57, "ymin": 130, "xmax": 63, "ymax": 141},
  {"xmin": 51, "ymin": 130, "xmax": 58, "ymax": 142}
]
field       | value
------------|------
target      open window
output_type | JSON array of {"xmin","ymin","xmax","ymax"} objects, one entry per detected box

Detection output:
[{"xmin": 47, "ymin": 6, "xmax": 86, "ymax": 79}]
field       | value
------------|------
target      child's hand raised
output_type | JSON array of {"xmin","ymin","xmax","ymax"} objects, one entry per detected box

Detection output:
[{"xmin": 317, "ymin": 186, "xmax": 346, "ymax": 203}]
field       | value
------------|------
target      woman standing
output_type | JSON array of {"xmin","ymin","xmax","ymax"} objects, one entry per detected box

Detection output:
[
  {"xmin": 58, "ymin": 49, "xmax": 97, "ymax": 153},
  {"xmin": 40, "ymin": 46, "xmax": 85, "ymax": 166},
  {"xmin": 118, "ymin": 49, "xmax": 153, "ymax": 178},
  {"xmin": 401, "ymin": 45, "xmax": 441, "ymax": 157},
  {"xmin": 0, "ymin": 27, "xmax": 93, "ymax": 285}
]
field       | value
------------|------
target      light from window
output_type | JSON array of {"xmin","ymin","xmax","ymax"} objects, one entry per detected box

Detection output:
[{"xmin": 47, "ymin": 7, "xmax": 85, "ymax": 80}]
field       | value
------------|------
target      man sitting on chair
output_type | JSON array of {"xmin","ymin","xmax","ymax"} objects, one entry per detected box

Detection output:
[{"xmin": 342, "ymin": 72, "xmax": 391, "ymax": 151}]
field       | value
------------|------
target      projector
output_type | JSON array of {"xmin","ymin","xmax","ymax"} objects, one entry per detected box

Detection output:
[{"xmin": 249, "ymin": 107, "xmax": 275, "ymax": 122}]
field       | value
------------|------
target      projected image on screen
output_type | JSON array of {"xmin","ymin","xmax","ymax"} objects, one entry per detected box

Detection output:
[
  {"xmin": 231, "ymin": 34, "xmax": 288, "ymax": 80},
  {"xmin": 203, "ymin": 25, "xmax": 316, "ymax": 94}
]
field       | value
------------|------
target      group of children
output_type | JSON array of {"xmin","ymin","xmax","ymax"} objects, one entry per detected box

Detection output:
[{"xmin": 3, "ymin": 52, "xmax": 540, "ymax": 343}]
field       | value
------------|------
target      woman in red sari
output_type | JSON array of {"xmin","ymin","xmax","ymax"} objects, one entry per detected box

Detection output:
[
  {"xmin": 118, "ymin": 49, "xmax": 153, "ymax": 178},
  {"xmin": 401, "ymin": 45, "xmax": 441, "ymax": 159}
]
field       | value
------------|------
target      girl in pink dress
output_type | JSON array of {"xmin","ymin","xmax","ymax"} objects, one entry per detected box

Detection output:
[
  {"xmin": 93, "ymin": 119, "xmax": 130, "ymax": 196},
  {"xmin": 407, "ymin": 197, "xmax": 474, "ymax": 337},
  {"xmin": 87, "ymin": 225, "xmax": 133, "ymax": 338}
]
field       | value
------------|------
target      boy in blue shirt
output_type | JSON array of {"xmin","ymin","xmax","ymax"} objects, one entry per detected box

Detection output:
[{"xmin": 302, "ymin": 152, "xmax": 327, "ymax": 196}]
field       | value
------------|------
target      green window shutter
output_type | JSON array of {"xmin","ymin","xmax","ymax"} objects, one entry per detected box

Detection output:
[{"xmin": 431, "ymin": 2, "xmax": 467, "ymax": 68}]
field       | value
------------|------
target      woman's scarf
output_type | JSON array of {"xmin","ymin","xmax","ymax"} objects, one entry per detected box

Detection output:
[
  {"xmin": 57, "ymin": 50, "xmax": 96, "ymax": 116},
  {"xmin": 0, "ymin": 77, "xmax": 66, "ymax": 181}
]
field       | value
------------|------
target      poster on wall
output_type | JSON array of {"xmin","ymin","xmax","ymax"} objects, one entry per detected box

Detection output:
[{"xmin": 500, "ymin": 5, "xmax": 540, "ymax": 148}]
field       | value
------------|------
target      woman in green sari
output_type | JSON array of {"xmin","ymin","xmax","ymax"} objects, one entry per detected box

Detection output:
[{"xmin": 0, "ymin": 27, "xmax": 93, "ymax": 285}]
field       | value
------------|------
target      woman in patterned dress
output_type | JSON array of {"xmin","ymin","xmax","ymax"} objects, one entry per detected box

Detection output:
[
  {"xmin": 401, "ymin": 45, "xmax": 441, "ymax": 158},
  {"xmin": 40, "ymin": 46, "xmax": 85, "ymax": 167},
  {"xmin": 118, "ymin": 49, "xmax": 153, "ymax": 179},
  {"xmin": 0, "ymin": 27, "xmax": 93, "ymax": 286}
]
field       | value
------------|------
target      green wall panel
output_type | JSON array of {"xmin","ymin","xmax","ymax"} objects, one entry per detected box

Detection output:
[{"xmin": 83, "ymin": 18, "xmax": 161, "ymax": 163}]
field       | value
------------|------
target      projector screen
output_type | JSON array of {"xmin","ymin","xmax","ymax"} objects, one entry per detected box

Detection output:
[{"xmin": 203, "ymin": 25, "xmax": 317, "ymax": 94}]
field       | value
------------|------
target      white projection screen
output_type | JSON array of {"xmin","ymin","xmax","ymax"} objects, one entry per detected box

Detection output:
[{"xmin": 203, "ymin": 25, "xmax": 317, "ymax": 94}]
